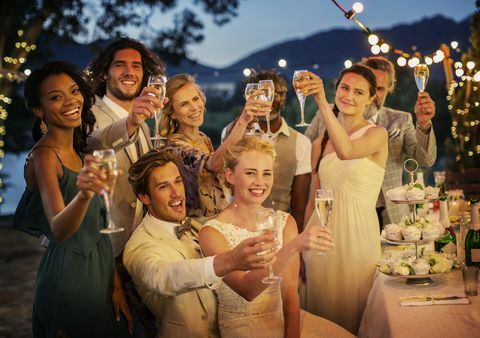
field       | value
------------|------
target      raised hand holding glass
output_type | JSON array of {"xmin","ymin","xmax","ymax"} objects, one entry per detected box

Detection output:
[
  {"xmin": 293, "ymin": 70, "xmax": 311, "ymax": 127},
  {"xmin": 256, "ymin": 208, "xmax": 283, "ymax": 284},
  {"xmin": 92, "ymin": 149, "xmax": 124, "ymax": 234},
  {"xmin": 258, "ymin": 80, "xmax": 275, "ymax": 138},
  {"xmin": 148, "ymin": 74, "xmax": 167, "ymax": 146},
  {"xmin": 244, "ymin": 83, "xmax": 261, "ymax": 135}
]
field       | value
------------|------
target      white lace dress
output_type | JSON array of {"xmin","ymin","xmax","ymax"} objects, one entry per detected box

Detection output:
[{"xmin": 203, "ymin": 210, "xmax": 288, "ymax": 338}]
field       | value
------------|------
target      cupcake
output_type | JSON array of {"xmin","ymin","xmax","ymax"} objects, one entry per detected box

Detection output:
[
  {"xmin": 424, "ymin": 186, "xmax": 440, "ymax": 199},
  {"xmin": 421, "ymin": 223, "xmax": 441, "ymax": 240},
  {"xmin": 401, "ymin": 226, "xmax": 422, "ymax": 241},
  {"xmin": 406, "ymin": 183, "xmax": 425, "ymax": 200},
  {"xmin": 385, "ymin": 223, "xmax": 403, "ymax": 240},
  {"xmin": 411, "ymin": 258, "xmax": 430, "ymax": 275},
  {"xmin": 386, "ymin": 186, "xmax": 407, "ymax": 201}
]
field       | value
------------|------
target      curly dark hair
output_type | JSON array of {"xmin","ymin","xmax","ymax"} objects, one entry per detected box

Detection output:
[
  {"xmin": 85, "ymin": 37, "xmax": 166, "ymax": 97},
  {"xmin": 23, "ymin": 61, "xmax": 96, "ymax": 155}
]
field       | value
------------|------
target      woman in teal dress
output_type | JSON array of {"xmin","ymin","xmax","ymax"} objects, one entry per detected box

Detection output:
[{"xmin": 13, "ymin": 62, "xmax": 131, "ymax": 337}]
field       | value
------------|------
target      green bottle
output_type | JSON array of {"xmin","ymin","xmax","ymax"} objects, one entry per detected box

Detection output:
[
  {"xmin": 465, "ymin": 199, "xmax": 480, "ymax": 267},
  {"xmin": 434, "ymin": 196, "xmax": 457, "ymax": 254}
]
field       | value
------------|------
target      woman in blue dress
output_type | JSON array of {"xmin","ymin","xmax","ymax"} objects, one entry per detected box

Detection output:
[{"xmin": 13, "ymin": 62, "xmax": 132, "ymax": 337}]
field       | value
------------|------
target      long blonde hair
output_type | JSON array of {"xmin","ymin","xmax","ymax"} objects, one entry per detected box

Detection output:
[{"xmin": 160, "ymin": 74, "xmax": 206, "ymax": 137}]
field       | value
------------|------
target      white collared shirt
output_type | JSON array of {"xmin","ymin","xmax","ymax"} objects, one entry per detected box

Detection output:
[{"xmin": 146, "ymin": 213, "xmax": 221, "ymax": 288}]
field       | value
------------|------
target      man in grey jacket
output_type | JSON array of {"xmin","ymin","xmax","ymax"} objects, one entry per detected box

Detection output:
[{"xmin": 305, "ymin": 56, "xmax": 437, "ymax": 226}]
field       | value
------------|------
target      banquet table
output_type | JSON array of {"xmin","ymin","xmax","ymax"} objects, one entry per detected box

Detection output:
[{"xmin": 358, "ymin": 269, "xmax": 480, "ymax": 338}]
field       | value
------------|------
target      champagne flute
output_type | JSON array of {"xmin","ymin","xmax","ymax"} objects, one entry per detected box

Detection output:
[
  {"xmin": 315, "ymin": 189, "xmax": 334, "ymax": 255},
  {"xmin": 414, "ymin": 64, "xmax": 429, "ymax": 92},
  {"xmin": 256, "ymin": 208, "xmax": 283, "ymax": 284},
  {"xmin": 148, "ymin": 74, "xmax": 167, "ymax": 147},
  {"xmin": 244, "ymin": 83, "xmax": 261, "ymax": 136},
  {"xmin": 258, "ymin": 80, "xmax": 275, "ymax": 138},
  {"xmin": 293, "ymin": 70, "xmax": 311, "ymax": 127},
  {"xmin": 92, "ymin": 149, "xmax": 124, "ymax": 234}
]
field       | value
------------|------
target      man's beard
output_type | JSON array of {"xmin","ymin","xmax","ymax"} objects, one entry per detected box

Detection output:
[{"xmin": 107, "ymin": 79, "xmax": 141, "ymax": 101}]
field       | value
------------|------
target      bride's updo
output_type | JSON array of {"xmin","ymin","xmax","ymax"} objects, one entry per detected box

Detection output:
[{"xmin": 224, "ymin": 137, "xmax": 276, "ymax": 172}]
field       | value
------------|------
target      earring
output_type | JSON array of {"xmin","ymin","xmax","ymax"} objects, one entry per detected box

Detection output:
[
  {"xmin": 269, "ymin": 194, "xmax": 275, "ymax": 206},
  {"xmin": 40, "ymin": 118, "xmax": 48, "ymax": 134}
]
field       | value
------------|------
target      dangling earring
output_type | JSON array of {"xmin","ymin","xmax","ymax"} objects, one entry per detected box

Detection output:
[
  {"xmin": 40, "ymin": 118, "xmax": 48, "ymax": 134},
  {"xmin": 269, "ymin": 194, "xmax": 275, "ymax": 206}
]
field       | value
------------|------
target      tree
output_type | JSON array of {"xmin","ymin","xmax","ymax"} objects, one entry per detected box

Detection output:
[
  {"xmin": 0, "ymin": 0, "xmax": 242, "ymax": 206},
  {"xmin": 447, "ymin": 0, "xmax": 480, "ymax": 170}
]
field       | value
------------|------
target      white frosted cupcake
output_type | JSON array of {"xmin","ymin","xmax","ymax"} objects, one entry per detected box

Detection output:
[
  {"xmin": 422, "ymin": 223, "xmax": 441, "ymax": 240},
  {"xmin": 401, "ymin": 226, "xmax": 422, "ymax": 241},
  {"xmin": 406, "ymin": 186, "xmax": 425, "ymax": 200},
  {"xmin": 386, "ymin": 186, "xmax": 407, "ymax": 201},
  {"xmin": 385, "ymin": 223, "xmax": 403, "ymax": 240},
  {"xmin": 424, "ymin": 186, "xmax": 440, "ymax": 199},
  {"xmin": 411, "ymin": 258, "xmax": 430, "ymax": 275}
]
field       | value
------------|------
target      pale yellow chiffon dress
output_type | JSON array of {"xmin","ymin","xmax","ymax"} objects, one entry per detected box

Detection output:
[{"xmin": 303, "ymin": 124, "xmax": 385, "ymax": 335}]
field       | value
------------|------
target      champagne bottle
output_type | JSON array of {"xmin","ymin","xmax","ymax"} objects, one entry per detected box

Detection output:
[
  {"xmin": 434, "ymin": 196, "xmax": 457, "ymax": 254},
  {"xmin": 465, "ymin": 199, "xmax": 480, "ymax": 267}
]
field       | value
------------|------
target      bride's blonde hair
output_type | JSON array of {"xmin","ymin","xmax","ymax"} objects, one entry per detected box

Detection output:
[{"xmin": 224, "ymin": 137, "xmax": 276, "ymax": 172}]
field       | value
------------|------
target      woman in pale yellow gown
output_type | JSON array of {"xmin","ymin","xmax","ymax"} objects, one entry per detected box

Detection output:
[{"xmin": 301, "ymin": 65, "xmax": 388, "ymax": 334}]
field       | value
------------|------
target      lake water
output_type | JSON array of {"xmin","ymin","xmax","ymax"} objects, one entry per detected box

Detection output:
[{"xmin": 1, "ymin": 152, "xmax": 28, "ymax": 216}]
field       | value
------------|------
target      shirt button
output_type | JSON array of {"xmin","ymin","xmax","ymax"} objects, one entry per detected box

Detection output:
[{"xmin": 130, "ymin": 202, "xmax": 136, "ymax": 208}]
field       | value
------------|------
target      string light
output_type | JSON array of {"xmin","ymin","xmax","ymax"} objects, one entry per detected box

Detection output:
[
  {"xmin": 329, "ymin": 0, "xmax": 479, "ymax": 168},
  {"xmin": 0, "ymin": 28, "xmax": 35, "ymax": 206}
]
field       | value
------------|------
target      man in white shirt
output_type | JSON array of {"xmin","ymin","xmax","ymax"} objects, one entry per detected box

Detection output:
[
  {"xmin": 123, "ymin": 148, "xmax": 278, "ymax": 338},
  {"xmin": 222, "ymin": 70, "xmax": 312, "ymax": 230}
]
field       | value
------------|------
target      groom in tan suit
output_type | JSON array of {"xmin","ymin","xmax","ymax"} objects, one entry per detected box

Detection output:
[{"xmin": 123, "ymin": 148, "xmax": 278, "ymax": 338}]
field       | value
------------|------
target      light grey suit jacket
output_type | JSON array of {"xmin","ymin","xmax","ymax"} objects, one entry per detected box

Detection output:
[
  {"xmin": 123, "ymin": 213, "xmax": 219, "ymax": 338},
  {"xmin": 88, "ymin": 97, "xmax": 152, "ymax": 256},
  {"xmin": 305, "ymin": 106, "xmax": 437, "ymax": 224}
]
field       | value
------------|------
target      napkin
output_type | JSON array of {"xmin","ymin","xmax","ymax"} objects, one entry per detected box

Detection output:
[{"xmin": 399, "ymin": 293, "xmax": 470, "ymax": 307}]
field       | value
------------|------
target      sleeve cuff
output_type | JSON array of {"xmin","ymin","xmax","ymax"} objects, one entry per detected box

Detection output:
[
  {"xmin": 204, "ymin": 255, "xmax": 222, "ymax": 290},
  {"xmin": 416, "ymin": 122, "xmax": 432, "ymax": 134}
]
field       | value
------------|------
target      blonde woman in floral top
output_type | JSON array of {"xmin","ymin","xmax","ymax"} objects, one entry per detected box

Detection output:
[{"xmin": 160, "ymin": 73, "xmax": 270, "ymax": 218}]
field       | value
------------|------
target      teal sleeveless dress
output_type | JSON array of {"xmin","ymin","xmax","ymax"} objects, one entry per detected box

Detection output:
[{"xmin": 13, "ymin": 147, "xmax": 130, "ymax": 338}]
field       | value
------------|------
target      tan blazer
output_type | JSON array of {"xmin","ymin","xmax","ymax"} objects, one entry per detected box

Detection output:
[
  {"xmin": 88, "ymin": 98, "xmax": 152, "ymax": 256},
  {"xmin": 123, "ymin": 213, "xmax": 219, "ymax": 338}
]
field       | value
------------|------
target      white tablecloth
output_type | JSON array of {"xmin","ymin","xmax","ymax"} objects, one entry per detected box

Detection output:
[{"xmin": 358, "ymin": 269, "xmax": 480, "ymax": 338}]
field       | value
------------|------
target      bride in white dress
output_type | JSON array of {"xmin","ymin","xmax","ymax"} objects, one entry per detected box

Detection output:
[
  {"xmin": 300, "ymin": 65, "xmax": 388, "ymax": 334},
  {"xmin": 199, "ymin": 137, "xmax": 350, "ymax": 338}
]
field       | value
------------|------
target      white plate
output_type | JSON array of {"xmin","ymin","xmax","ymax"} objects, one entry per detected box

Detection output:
[{"xmin": 381, "ymin": 230, "xmax": 449, "ymax": 244}]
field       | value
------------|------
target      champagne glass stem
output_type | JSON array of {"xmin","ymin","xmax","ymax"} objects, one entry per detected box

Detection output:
[
  {"xmin": 296, "ymin": 98, "xmax": 310, "ymax": 127},
  {"xmin": 266, "ymin": 113, "xmax": 272, "ymax": 137}
]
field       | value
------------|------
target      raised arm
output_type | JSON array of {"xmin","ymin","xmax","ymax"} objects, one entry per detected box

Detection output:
[
  {"xmin": 207, "ymin": 97, "xmax": 271, "ymax": 172},
  {"xmin": 199, "ymin": 215, "xmax": 333, "ymax": 302}
]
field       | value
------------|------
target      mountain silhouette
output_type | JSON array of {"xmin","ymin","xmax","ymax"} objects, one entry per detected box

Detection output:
[{"xmin": 26, "ymin": 14, "xmax": 472, "ymax": 84}]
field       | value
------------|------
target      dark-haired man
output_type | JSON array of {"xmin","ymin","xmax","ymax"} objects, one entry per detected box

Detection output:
[{"xmin": 86, "ymin": 37, "xmax": 165, "ymax": 255}]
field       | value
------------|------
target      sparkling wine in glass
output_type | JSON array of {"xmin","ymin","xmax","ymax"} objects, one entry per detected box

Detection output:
[
  {"xmin": 148, "ymin": 74, "xmax": 167, "ymax": 147},
  {"xmin": 256, "ymin": 208, "xmax": 283, "ymax": 284},
  {"xmin": 258, "ymin": 80, "xmax": 275, "ymax": 138},
  {"xmin": 244, "ymin": 83, "xmax": 261, "ymax": 136},
  {"xmin": 92, "ymin": 149, "xmax": 124, "ymax": 234},
  {"xmin": 414, "ymin": 64, "xmax": 429, "ymax": 92},
  {"xmin": 293, "ymin": 70, "xmax": 311, "ymax": 127},
  {"xmin": 315, "ymin": 189, "xmax": 334, "ymax": 255}
]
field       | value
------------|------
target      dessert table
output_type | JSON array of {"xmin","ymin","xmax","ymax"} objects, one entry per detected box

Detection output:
[{"xmin": 358, "ymin": 269, "xmax": 480, "ymax": 338}]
